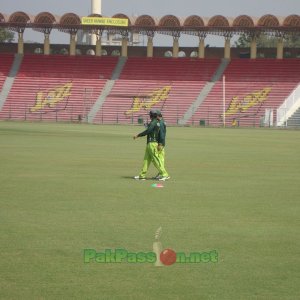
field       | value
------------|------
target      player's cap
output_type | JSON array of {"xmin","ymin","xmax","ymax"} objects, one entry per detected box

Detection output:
[
  {"xmin": 149, "ymin": 109, "xmax": 158, "ymax": 118},
  {"xmin": 156, "ymin": 110, "xmax": 162, "ymax": 117}
]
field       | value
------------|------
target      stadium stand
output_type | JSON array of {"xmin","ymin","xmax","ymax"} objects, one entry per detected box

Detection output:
[
  {"xmin": 0, "ymin": 55, "xmax": 118, "ymax": 121},
  {"xmin": 1, "ymin": 55, "xmax": 300, "ymax": 127},
  {"xmin": 119, "ymin": 57, "xmax": 220, "ymax": 81},
  {"xmin": 189, "ymin": 59, "xmax": 300, "ymax": 127},
  {"xmin": 0, "ymin": 54, "xmax": 14, "ymax": 90},
  {"xmin": 93, "ymin": 57, "xmax": 221, "ymax": 124}
]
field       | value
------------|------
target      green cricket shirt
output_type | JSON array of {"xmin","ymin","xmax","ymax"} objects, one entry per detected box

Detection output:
[
  {"xmin": 137, "ymin": 119, "xmax": 160, "ymax": 143},
  {"xmin": 158, "ymin": 119, "xmax": 166, "ymax": 146}
]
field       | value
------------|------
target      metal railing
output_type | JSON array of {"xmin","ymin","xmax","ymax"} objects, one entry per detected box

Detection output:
[{"xmin": 277, "ymin": 83, "xmax": 300, "ymax": 127}]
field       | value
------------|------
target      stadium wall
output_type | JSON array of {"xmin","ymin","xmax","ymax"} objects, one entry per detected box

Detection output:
[{"xmin": 1, "ymin": 43, "xmax": 300, "ymax": 59}]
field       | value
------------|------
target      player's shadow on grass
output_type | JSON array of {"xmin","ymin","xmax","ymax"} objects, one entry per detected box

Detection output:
[
  {"xmin": 122, "ymin": 176, "xmax": 155, "ymax": 180},
  {"xmin": 122, "ymin": 176, "xmax": 135, "ymax": 179}
]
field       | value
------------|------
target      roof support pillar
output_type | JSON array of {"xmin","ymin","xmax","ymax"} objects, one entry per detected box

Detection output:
[
  {"xmin": 121, "ymin": 36, "xmax": 128, "ymax": 57},
  {"xmin": 198, "ymin": 37, "xmax": 205, "ymax": 59},
  {"xmin": 250, "ymin": 36, "xmax": 257, "ymax": 59},
  {"xmin": 96, "ymin": 36, "xmax": 102, "ymax": 56},
  {"xmin": 44, "ymin": 33, "xmax": 50, "ymax": 55},
  {"xmin": 17, "ymin": 32, "xmax": 24, "ymax": 55},
  {"xmin": 277, "ymin": 37, "xmax": 284, "ymax": 59},
  {"xmin": 69, "ymin": 33, "xmax": 76, "ymax": 56},
  {"xmin": 173, "ymin": 37, "xmax": 179, "ymax": 58},
  {"xmin": 224, "ymin": 36, "xmax": 231, "ymax": 59},
  {"xmin": 147, "ymin": 36, "xmax": 153, "ymax": 58}
]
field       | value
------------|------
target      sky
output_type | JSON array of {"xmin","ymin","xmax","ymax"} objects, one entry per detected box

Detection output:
[{"xmin": 1, "ymin": 0, "xmax": 300, "ymax": 46}]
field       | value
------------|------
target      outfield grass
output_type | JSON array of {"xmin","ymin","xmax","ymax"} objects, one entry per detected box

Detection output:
[{"xmin": 0, "ymin": 121, "xmax": 299, "ymax": 300}]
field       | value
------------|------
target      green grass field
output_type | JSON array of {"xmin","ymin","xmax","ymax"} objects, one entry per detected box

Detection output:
[{"xmin": 0, "ymin": 121, "xmax": 299, "ymax": 300}]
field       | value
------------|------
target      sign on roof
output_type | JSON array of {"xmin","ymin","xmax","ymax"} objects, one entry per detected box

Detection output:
[{"xmin": 81, "ymin": 17, "xmax": 128, "ymax": 27}]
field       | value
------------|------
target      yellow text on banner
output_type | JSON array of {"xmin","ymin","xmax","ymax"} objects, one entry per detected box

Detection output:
[{"xmin": 81, "ymin": 17, "xmax": 128, "ymax": 27}]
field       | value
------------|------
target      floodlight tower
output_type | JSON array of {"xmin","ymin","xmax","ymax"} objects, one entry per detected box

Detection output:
[{"xmin": 91, "ymin": 0, "xmax": 101, "ymax": 45}]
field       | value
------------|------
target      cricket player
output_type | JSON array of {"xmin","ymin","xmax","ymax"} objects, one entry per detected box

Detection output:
[
  {"xmin": 154, "ymin": 110, "xmax": 170, "ymax": 181},
  {"xmin": 133, "ymin": 110, "xmax": 169, "ymax": 181}
]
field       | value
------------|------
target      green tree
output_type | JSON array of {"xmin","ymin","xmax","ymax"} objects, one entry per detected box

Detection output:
[
  {"xmin": 234, "ymin": 33, "xmax": 251, "ymax": 48},
  {"xmin": 285, "ymin": 33, "xmax": 300, "ymax": 47},
  {"xmin": 234, "ymin": 32, "xmax": 300, "ymax": 48},
  {"xmin": 0, "ymin": 28, "xmax": 15, "ymax": 42}
]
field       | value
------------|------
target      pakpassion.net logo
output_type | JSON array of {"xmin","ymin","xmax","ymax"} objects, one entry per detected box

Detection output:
[
  {"xmin": 83, "ymin": 248, "xmax": 218, "ymax": 266},
  {"xmin": 84, "ymin": 227, "xmax": 218, "ymax": 266}
]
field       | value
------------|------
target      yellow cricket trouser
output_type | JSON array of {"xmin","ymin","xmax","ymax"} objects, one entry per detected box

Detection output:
[
  {"xmin": 158, "ymin": 147, "xmax": 165, "ymax": 172},
  {"xmin": 139, "ymin": 142, "xmax": 169, "ymax": 178}
]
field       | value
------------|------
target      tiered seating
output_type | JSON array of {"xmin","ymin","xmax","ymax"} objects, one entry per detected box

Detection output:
[
  {"xmin": 190, "ymin": 59, "xmax": 300, "ymax": 127},
  {"xmin": 0, "ymin": 53, "xmax": 14, "ymax": 90},
  {"xmin": 94, "ymin": 58, "xmax": 221, "ymax": 124},
  {"xmin": 119, "ymin": 57, "xmax": 220, "ymax": 81},
  {"xmin": 3, "ymin": 55, "xmax": 297, "ymax": 127},
  {"xmin": 0, "ymin": 55, "xmax": 118, "ymax": 121}
]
